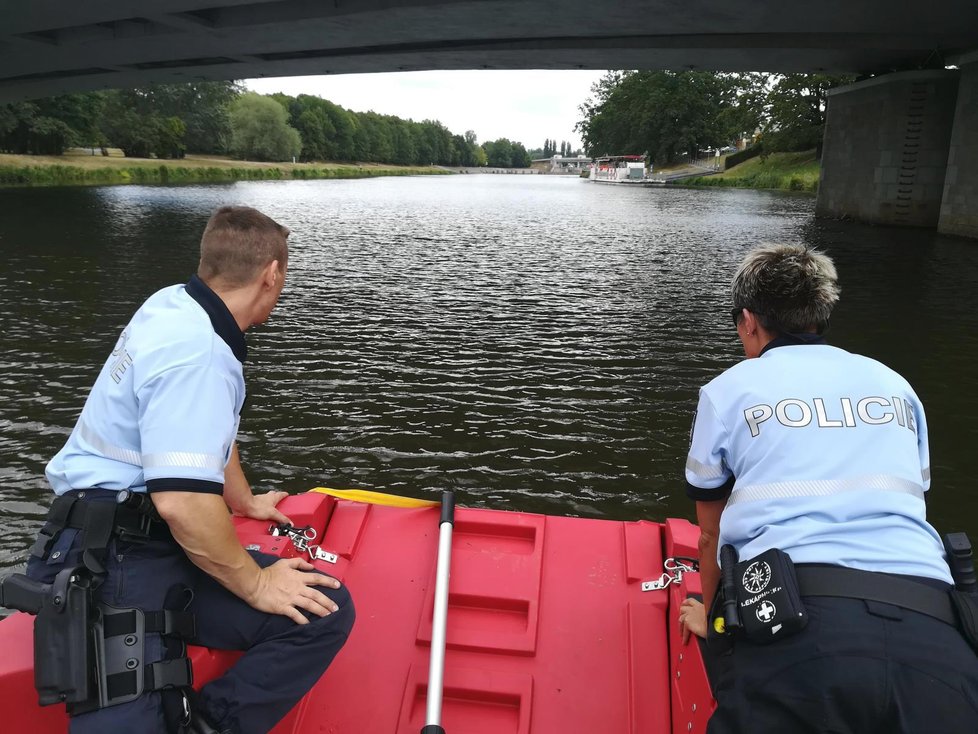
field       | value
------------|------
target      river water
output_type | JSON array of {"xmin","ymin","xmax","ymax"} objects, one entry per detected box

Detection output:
[{"xmin": 1, "ymin": 175, "xmax": 977, "ymax": 576}]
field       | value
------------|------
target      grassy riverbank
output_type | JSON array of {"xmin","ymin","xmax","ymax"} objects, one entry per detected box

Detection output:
[
  {"xmin": 683, "ymin": 150, "xmax": 820, "ymax": 192},
  {"xmin": 0, "ymin": 152, "xmax": 450, "ymax": 187}
]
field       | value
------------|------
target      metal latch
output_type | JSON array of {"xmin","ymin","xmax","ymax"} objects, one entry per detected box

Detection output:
[
  {"xmin": 641, "ymin": 557, "xmax": 699, "ymax": 592},
  {"xmin": 269, "ymin": 523, "xmax": 317, "ymax": 553},
  {"xmin": 308, "ymin": 546, "xmax": 338, "ymax": 564},
  {"xmin": 268, "ymin": 524, "xmax": 338, "ymax": 564}
]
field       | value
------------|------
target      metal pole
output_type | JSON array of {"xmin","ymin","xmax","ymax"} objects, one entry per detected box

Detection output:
[{"xmin": 421, "ymin": 490, "xmax": 455, "ymax": 734}]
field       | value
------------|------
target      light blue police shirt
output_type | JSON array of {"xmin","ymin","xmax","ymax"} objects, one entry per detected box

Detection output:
[
  {"xmin": 46, "ymin": 276, "xmax": 246, "ymax": 496},
  {"xmin": 685, "ymin": 335, "xmax": 951, "ymax": 583}
]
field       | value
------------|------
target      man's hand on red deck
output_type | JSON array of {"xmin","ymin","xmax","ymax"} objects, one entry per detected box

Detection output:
[{"xmin": 235, "ymin": 490, "xmax": 292, "ymax": 525}]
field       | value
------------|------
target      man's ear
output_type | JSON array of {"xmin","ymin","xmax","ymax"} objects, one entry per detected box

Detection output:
[{"xmin": 263, "ymin": 259, "xmax": 281, "ymax": 289}]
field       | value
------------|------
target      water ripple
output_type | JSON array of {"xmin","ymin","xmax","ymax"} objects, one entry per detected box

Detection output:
[{"xmin": 1, "ymin": 177, "xmax": 977, "ymax": 574}]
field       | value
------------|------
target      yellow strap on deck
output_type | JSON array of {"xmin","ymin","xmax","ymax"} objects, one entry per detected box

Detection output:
[{"xmin": 309, "ymin": 487, "xmax": 439, "ymax": 508}]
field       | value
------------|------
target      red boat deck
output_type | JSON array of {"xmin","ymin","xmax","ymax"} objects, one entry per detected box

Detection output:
[{"xmin": 1, "ymin": 492, "xmax": 716, "ymax": 733}]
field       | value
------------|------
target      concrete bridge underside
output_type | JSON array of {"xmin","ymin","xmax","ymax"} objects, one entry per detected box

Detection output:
[
  {"xmin": 2, "ymin": 1, "xmax": 978, "ymax": 103},
  {"xmin": 4, "ymin": 1, "xmax": 978, "ymax": 238}
]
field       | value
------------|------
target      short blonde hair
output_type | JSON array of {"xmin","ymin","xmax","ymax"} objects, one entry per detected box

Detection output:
[
  {"xmin": 198, "ymin": 206, "xmax": 289, "ymax": 288},
  {"xmin": 732, "ymin": 244, "xmax": 840, "ymax": 334}
]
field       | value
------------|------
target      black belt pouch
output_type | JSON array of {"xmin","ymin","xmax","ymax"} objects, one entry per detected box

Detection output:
[
  {"xmin": 951, "ymin": 590, "xmax": 978, "ymax": 654},
  {"xmin": 736, "ymin": 547, "xmax": 808, "ymax": 644}
]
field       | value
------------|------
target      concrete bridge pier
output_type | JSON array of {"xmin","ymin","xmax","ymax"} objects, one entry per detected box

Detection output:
[
  {"xmin": 938, "ymin": 55, "xmax": 978, "ymax": 239},
  {"xmin": 816, "ymin": 70, "xmax": 960, "ymax": 229}
]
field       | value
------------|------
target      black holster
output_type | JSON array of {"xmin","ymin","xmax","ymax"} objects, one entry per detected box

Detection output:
[
  {"xmin": 951, "ymin": 590, "xmax": 978, "ymax": 653},
  {"xmin": 1, "ymin": 566, "xmax": 99, "ymax": 707},
  {"xmin": 2, "ymin": 490, "xmax": 194, "ymax": 716},
  {"xmin": 1, "ymin": 566, "xmax": 195, "ymax": 714},
  {"xmin": 945, "ymin": 532, "xmax": 978, "ymax": 654}
]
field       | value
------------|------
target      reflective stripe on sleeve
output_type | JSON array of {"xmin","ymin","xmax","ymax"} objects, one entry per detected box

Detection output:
[
  {"xmin": 685, "ymin": 456, "xmax": 727, "ymax": 481},
  {"xmin": 77, "ymin": 417, "xmax": 225, "ymax": 475},
  {"xmin": 727, "ymin": 474, "xmax": 925, "ymax": 507},
  {"xmin": 143, "ymin": 451, "xmax": 225, "ymax": 474},
  {"xmin": 78, "ymin": 417, "xmax": 142, "ymax": 466}
]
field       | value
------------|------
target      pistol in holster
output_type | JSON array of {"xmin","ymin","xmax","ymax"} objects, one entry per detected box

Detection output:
[{"xmin": 1, "ymin": 566, "xmax": 100, "ymax": 708}]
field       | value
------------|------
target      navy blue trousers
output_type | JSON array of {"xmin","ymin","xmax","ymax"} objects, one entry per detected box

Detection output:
[
  {"xmin": 707, "ymin": 596, "xmax": 978, "ymax": 734},
  {"xmin": 26, "ymin": 508, "xmax": 355, "ymax": 734}
]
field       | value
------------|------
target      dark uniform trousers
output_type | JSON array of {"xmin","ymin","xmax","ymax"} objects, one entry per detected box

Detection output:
[
  {"xmin": 26, "ymin": 496, "xmax": 356, "ymax": 734},
  {"xmin": 707, "ymin": 595, "xmax": 978, "ymax": 734}
]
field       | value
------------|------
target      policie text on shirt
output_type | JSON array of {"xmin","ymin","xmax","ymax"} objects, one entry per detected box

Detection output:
[{"xmin": 744, "ymin": 396, "xmax": 918, "ymax": 438}]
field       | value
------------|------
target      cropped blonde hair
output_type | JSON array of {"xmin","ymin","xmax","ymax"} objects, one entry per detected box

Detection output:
[
  {"xmin": 732, "ymin": 244, "xmax": 840, "ymax": 334},
  {"xmin": 198, "ymin": 206, "xmax": 289, "ymax": 288}
]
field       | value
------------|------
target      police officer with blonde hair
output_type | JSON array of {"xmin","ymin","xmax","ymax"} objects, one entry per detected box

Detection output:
[
  {"xmin": 12, "ymin": 207, "xmax": 355, "ymax": 733},
  {"xmin": 679, "ymin": 244, "xmax": 978, "ymax": 732}
]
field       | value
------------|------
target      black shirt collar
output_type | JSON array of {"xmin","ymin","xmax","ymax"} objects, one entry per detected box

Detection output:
[
  {"xmin": 760, "ymin": 332, "xmax": 825, "ymax": 356},
  {"xmin": 185, "ymin": 275, "xmax": 247, "ymax": 363}
]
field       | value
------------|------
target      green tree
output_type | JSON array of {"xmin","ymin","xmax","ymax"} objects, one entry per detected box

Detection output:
[
  {"xmin": 229, "ymin": 93, "xmax": 301, "ymax": 161},
  {"xmin": 295, "ymin": 107, "xmax": 332, "ymax": 161},
  {"xmin": 100, "ymin": 104, "xmax": 159, "ymax": 158},
  {"xmin": 0, "ymin": 83, "xmax": 537, "ymax": 167},
  {"xmin": 98, "ymin": 83, "xmax": 238, "ymax": 156},
  {"xmin": 473, "ymin": 143, "xmax": 488, "ymax": 167},
  {"xmin": 481, "ymin": 138, "xmax": 530, "ymax": 168},
  {"xmin": 168, "ymin": 81, "xmax": 240, "ymax": 154},
  {"xmin": 358, "ymin": 112, "xmax": 395, "ymax": 163},
  {"xmin": 715, "ymin": 72, "xmax": 768, "ymax": 146},
  {"xmin": 156, "ymin": 117, "xmax": 187, "ymax": 159},
  {"xmin": 412, "ymin": 124, "xmax": 432, "ymax": 165},
  {"xmin": 576, "ymin": 70, "xmax": 752, "ymax": 164},
  {"xmin": 449, "ymin": 134, "xmax": 466, "ymax": 166},
  {"xmin": 762, "ymin": 73, "xmax": 853, "ymax": 153},
  {"xmin": 351, "ymin": 111, "xmax": 370, "ymax": 161},
  {"xmin": 267, "ymin": 92, "xmax": 294, "ymax": 115},
  {"xmin": 511, "ymin": 141, "xmax": 531, "ymax": 167},
  {"xmin": 422, "ymin": 120, "xmax": 455, "ymax": 164},
  {"xmin": 461, "ymin": 130, "xmax": 483, "ymax": 166},
  {"xmin": 391, "ymin": 120, "xmax": 417, "ymax": 165},
  {"xmin": 0, "ymin": 105, "xmax": 16, "ymax": 140},
  {"xmin": 21, "ymin": 113, "xmax": 75, "ymax": 155},
  {"xmin": 483, "ymin": 138, "xmax": 510, "ymax": 167},
  {"xmin": 101, "ymin": 89, "xmax": 191, "ymax": 158},
  {"xmin": 0, "ymin": 93, "xmax": 104, "ymax": 155}
]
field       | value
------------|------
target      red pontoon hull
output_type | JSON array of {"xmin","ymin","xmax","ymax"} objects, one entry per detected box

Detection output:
[{"xmin": 0, "ymin": 491, "xmax": 716, "ymax": 733}]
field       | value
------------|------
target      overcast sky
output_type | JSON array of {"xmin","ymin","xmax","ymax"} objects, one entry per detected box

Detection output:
[{"xmin": 245, "ymin": 70, "xmax": 607, "ymax": 150}]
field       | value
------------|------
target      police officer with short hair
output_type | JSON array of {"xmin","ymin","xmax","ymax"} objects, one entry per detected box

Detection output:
[
  {"xmin": 678, "ymin": 244, "xmax": 978, "ymax": 733},
  {"xmin": 24, "ymin": 206, "xmax": 355, "ymax": 733}
]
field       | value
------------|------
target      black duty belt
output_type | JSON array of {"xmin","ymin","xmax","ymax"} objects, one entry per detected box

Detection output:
[
  {"xmin": 31, "ymin": 490, "xmax": 173, "ymax": 563},
  {"xmin": 796, "ymin": 565, "xmax": 956, "ymax": 627}
]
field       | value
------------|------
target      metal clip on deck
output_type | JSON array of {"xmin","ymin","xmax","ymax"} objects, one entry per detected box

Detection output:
[
  {"xmin": 641, "ymin": 557, "xmax": 699, "ymax": 592},
  {"xmin": 308, "ymin": 546, "xmax": 338, "ymax": 564},
  {"xmin": 269, "ymin": 524, "xmax": 316, "ymax": 553},
  {"xmin": 269, "ymin": 524, "xmax": 338, "ymax": 564}
]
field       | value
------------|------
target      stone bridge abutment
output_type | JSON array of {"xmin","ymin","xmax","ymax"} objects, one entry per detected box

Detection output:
[{"xmin": 816, "ymin": 57, "xmax": 978, "ymax": 239}]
